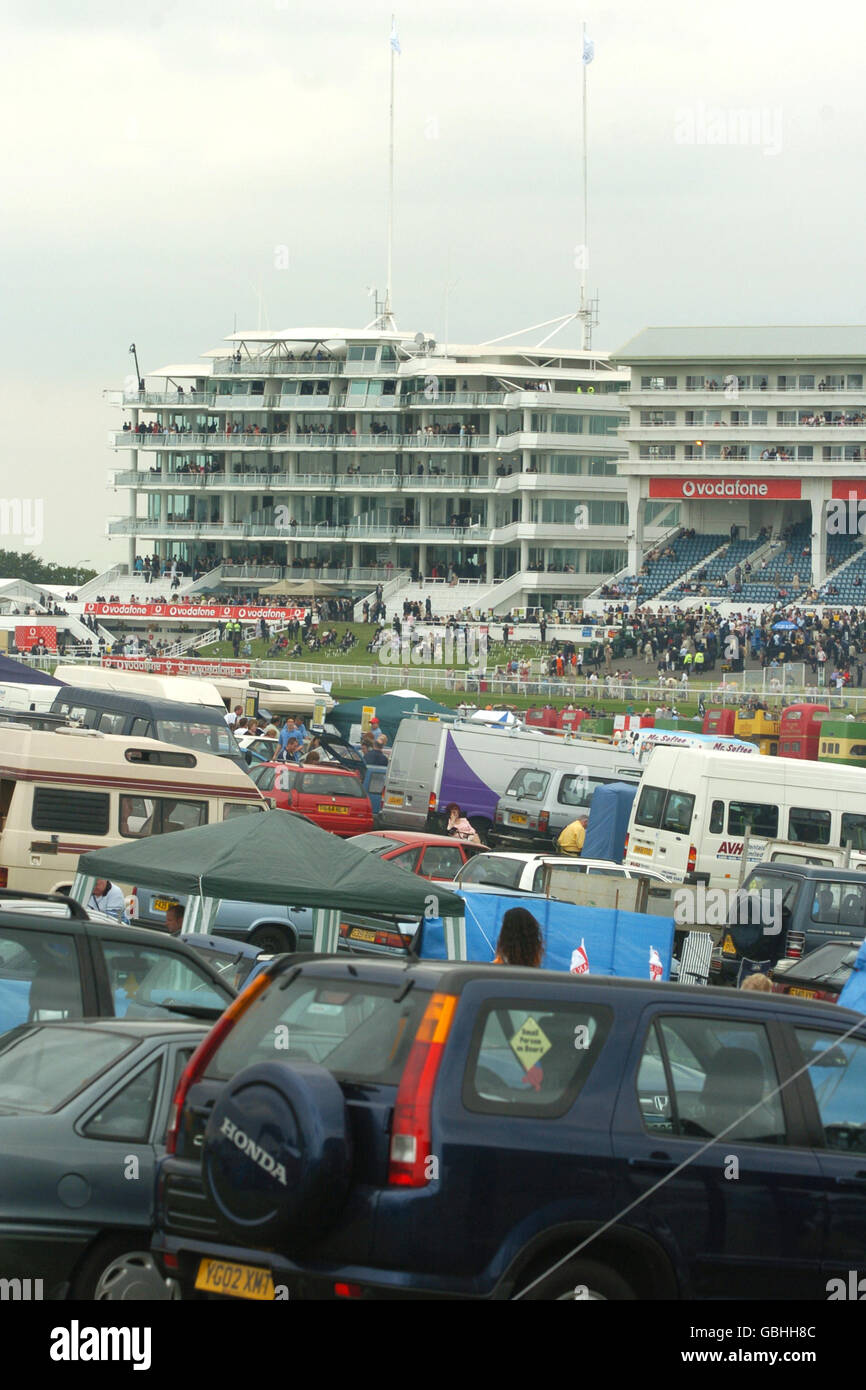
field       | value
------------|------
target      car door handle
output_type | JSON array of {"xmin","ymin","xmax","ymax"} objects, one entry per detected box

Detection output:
[
  {"xmin": 834, "ymin": 1172, "xmax": 866, "ymax": 1187},
  {"xmin": 628, "ymin": 1153, "xmax": 674, "ymax": 1172}
]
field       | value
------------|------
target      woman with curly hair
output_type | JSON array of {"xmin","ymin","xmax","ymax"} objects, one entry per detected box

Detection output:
[{"xmin": 493, "ymin": 907, "xmax": 544, "ymax": 967}]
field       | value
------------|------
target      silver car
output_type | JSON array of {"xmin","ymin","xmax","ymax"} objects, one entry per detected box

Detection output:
[{"xmin": 0, "ymin": 1017, "xmax": 207, "ymax": 1299}]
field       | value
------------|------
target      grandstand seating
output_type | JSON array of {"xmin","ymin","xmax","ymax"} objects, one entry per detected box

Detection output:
[{"xmin": 604, "ymin": 532, "xmax": 727, "ymax": 601}]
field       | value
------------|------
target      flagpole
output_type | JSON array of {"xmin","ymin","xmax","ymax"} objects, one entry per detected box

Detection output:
[
  {"xmin": 580, "ymin": 19, "xmax": 590, "ymax": 350},
  {"xmin": 386, "ymin": 13, "xmax": 396, "ymax": 326}
]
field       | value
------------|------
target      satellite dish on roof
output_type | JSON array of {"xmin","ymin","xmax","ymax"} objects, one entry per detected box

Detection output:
[{"xmin": 413, "ymin": 332, "xmax": 425, "ymax": 347}]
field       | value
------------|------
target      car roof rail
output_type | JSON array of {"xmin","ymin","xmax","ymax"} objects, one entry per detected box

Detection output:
[{"xmin": 0, "ymin": 887, "xmax": 90, "ymax": 920}]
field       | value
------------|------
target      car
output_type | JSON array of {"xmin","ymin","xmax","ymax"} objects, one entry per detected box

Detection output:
[
  {"xmin": 348, "ymin": 831, "xmax": 482, "ymax": 881},
  {"xmin": 236, "ymin": 736, "xmax": 280, "ymax": 766},
  {"xmin": 0, "ymin": 1017, "xmax": 207, "ymax": 1299},
  {"xmin": 131, "ymin": 886, "xmax": 314, "ymax": 957},
  {"xmin": 248, "ymin": 762, "xmax": 374, "ymax": 837},
  {"xmin": 715, "ymin": 863, "xmax": 866, "ymax": 984},
  {"xmin": 179, "ymin": 935, "xmax": 276, "ymax": 992},
  {"xmin": 0, "ymin": 890, "xmax": 236, "ymax": 1036},
  {"xmin": 454, "ymin": 851, "xmax": 676, "ymax": 897},
  {"xmin": 154, "ymin": 955, "xmax": 866, "ymax": 1301},
  {"xmin": 491, "ymin": 768, "xmax": 639, "ymax": 852},
  {"xmin": 771, "ymin": 940, "xmax": 861, "ymax": 1003}
]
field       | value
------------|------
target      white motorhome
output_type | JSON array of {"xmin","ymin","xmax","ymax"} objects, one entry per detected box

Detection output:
[
  {"xmin": 626, "ymin": 729, "xmax": 760, "ymax": 764},
  {"xmin": 0, "ymin": 723, "xmax": 266, "ymax": 895},
  {"xmin": 383, "ymin": 716, "xmax": 641, "ymax": 836},
  {"xmin": 624, "ymin": 745, "xmax": 866, "ymax": 888},
  {"xmin": 212, "ymin": 678, "xmax": 335, "ymax": 720},
  {"xmin": 52, "ymin": 665, "xmax": 225, "ymax": 710}
]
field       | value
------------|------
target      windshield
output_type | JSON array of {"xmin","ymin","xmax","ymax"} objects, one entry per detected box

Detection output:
[
  {"xmin": 0, "ymin": 1027, "xmax": 133, "ymax": 1113},
  {"xmin": 458, "ymin": 856, "xmax": 525, "ymax": 890},
  {"xmin": 505, "ymin": 768, "xmax": 550, "ymax": 801},
  {"xmin": 298, "ymin": 773, "xmax": 364, "ymax": 798},
  {"xmin": 205, "ymin": 976, "xmax": 429, "ymax": 1085},
  {"xmin": 156, "ymin": 717, "xmax": 237, "ymax": 758}
]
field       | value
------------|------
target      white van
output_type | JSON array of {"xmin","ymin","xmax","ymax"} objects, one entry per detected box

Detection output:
[
  {"xmin": 0, "ymin": 722, "xmax": 267, "ymax": 895},
  {"xmin": 52, "ymin": 665, "xmax": 225, "ymax": 711},
  {"xmin": 0, "ymin": 681, "xmax": 58, "ymax": 714},
  {"xmin": 624, "ymin": 745, "xmax": 866, "ymax": 888},
  {"xmin": 383, "ymin": 715, "xmax": 641, "ymax": 837},
  {"xmin": 213, "ymin": 678, "xmax": 335, "ymax": 720}
]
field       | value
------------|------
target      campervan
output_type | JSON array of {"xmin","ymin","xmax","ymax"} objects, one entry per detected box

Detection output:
[
  {"xmin": 49, "ymin": 686, "xmax": 247, "ymax": 772},
  {"xmin": 51, "ymin": 664, "xmax": 226, "ymax": 711},
  {"xmin": 212, "ymin": 678, "xmax": 335, "ymax": 720},
  {"xmin": 624, "ymin": 745, "xmax": 866, "ymax": 888},
  {"xmin": 0, "ymin": 723, "xmax": 267, "ymax": 896},
  {"xmin": 382, "ymin": 715, "xmax": 641, "ymax": 838}
]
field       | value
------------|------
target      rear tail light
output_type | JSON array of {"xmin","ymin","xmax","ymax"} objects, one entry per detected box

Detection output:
[
  {"xmin": 334, "ymin": 1282, "xmax": 362, "ymax": 1299},
  {"xmin": 539, "ymin": 811, "xmax": 549, "ymax": 832},
  {"xmin": 623, "ymin": 833, "xmax": 629, "ymax": 856},
  {"xmin": 687, "ymin": 844, "xmax": 697, "ymax": 874},
  {"xmin": 0, "ymin": 869, "xmax": 7, "ymax": 888},
  {"xmin": 785, "ymin": 930, "xmax": 806, "ymax": 960},
  {"xmin": 428, "ymin": 792, "xmax": 436, "ymax": 812},
  {"xmin": 165, "ymin": 970, "xmax": 271, "ymax": 1155},
  {"xmin": 494, "ymin": 809, "xmax": 503, "ymax": 823},
  {"xmin": 388, "ymin": 991, "xmax": 457, "ymax": 1187}
]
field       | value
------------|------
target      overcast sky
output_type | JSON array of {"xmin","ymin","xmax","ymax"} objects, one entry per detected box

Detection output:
[{"xmin": 2, "ymin": 0, "xmax": 864, "ymax": 568}]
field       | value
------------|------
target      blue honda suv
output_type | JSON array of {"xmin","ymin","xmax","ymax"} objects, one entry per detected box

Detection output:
[{"xmin": 153, "ymin": 956, "xmax": 866, "ymax": 1300}]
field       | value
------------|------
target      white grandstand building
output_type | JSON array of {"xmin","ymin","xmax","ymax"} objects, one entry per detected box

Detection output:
[
  {"xmin": 105, "ymin": 323, "xmax": 683, "ymax": 616},
  {"xmin": 586, "ymin": 326, "xmax": 866, "ymax": 611}
]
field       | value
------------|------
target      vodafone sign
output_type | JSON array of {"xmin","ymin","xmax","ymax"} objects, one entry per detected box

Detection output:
[{"xmin": 648, "ymin": 477, "xmax": 802, "ymax": 500}]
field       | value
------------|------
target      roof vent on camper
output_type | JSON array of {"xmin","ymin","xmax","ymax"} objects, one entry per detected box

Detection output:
[{"xmin": 55, "ymin": 726, "xmax": 104, "ymax": 738}]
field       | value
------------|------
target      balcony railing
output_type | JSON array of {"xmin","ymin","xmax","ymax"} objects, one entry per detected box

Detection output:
[
  {"xmin": 110, "ymin": 518, "xmax": 494, "ymax": 541},
  {"xmin": 112, "ymin": 430, "xmax": 511, "ymax": 451},
  {"xmin": 110, "ymin": 468, "xmax": 490, "ymax": 490},
  {"xmin": 122, "ymin": 391, "xmax": 216, "ymax": 407},
  {"xmin": 209, "ymin": 357, "xmax": 345, "ymax": 376}
]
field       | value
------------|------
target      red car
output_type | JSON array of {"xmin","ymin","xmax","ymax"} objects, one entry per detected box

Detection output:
[
  {"xmin": 347, "ymin": 830, "xmax": 481, "ymax": 881},
  {"xmin": 250, "ymin": 762, "xmax": 373, "ymax": 837}
]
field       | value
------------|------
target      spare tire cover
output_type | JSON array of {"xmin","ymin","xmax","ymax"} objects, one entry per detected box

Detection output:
[{"xmin": 203, "ymin": 1061, "xmax": 352, "ymax": 1246}]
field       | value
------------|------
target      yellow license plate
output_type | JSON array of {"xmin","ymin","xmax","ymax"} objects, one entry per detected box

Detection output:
[
  {"xmin": 632, "ymin": 845, "xmax": 652, "ymax": 856},
  {"xmin": 509, "ymin": 813, "xmax": 528, "ymax": 825},
  {"xmin": 350, "ymin": 927, "xmax": 377, "ymax": 942},
  {"xmin": 722, "ymin": 934, "xmax": 736, "ymax": 955},
  {"xmin": 153, "ymin": 898, "xmax": 174, "ymax": 912},
  {"xmin": 386, "ymin": 794, "xmax": 403, "ymax": 806},
  {"xmin": 195, "ymin": 1258, "xmax": 274, "ymax": 1300},
  {"xmin": 318, "ymin": 804, "xmax": 349, "ymax": 814},
  {"xmin": 788, "ymin": 987, "xmax": 816, "ymax": 999}
]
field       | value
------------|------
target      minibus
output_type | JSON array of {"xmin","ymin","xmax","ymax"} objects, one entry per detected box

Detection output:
[
  {"xmin": 0, "ymin": 722, "xmax": 267, "ymax": 895},
  {"xmin": 624, "ymin": 745, "xmax": 866, "ymax": 888},
  {"xmin": 626, "ymin": 728, "xmax": 760, "ymax": 763}
]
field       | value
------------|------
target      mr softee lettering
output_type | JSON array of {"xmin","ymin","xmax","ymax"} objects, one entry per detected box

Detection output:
[{"xmin": 220, "ymin": 1117, "xmax": 287, "ymax": 1185}]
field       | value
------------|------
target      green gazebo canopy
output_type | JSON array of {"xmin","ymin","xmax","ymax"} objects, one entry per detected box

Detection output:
[{"xmin": 74, "ymin": 808, "xmax": 463, "ymax": 918}]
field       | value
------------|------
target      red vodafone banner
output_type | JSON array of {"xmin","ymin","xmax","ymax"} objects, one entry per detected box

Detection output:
[
  {"xmin": 831, "ymin": 481, "xmax": 866, "ymax": 499},
  {"xmin": 648, "ymin": 477, "xmax": 802, "ymax": 500},
  {"xmin": 84, "ymin": 603, "xmax": 306, "ymax": 622},
  {"xmin": 101, "ymin": 657, "xmax": 251, "ymax": 677},
  {"xmin": 15, "ymin": 625, "xmax": 57, "ymax": 652}
]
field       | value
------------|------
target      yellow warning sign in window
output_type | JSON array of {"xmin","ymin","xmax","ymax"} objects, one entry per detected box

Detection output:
[{"xmin": 509, "ymin": 1016, "xmax": 552, "ymax": 1071}]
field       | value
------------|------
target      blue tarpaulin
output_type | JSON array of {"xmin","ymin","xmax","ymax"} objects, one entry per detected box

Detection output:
[
  {"xmin": 418, "ymin": 888, "xmax": 674, "ymax": 980},
  {"xmin": 583, "ymin": 782, "xmax": 638, "ymax": 864},
  {"xmin": 839, "ymin": 940, "xmax": 866, "ymax": 1014}
]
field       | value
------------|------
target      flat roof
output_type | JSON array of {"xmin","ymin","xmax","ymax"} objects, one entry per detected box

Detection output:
[{"xmin": 612, "ymin": 325, "xmax": 866, "ymax": 363}]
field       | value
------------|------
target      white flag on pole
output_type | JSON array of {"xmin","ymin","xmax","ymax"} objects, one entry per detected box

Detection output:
[
  {"xmin": 390, "ymin": 20, "xmax": 402, "ymax": 54},
  {"xmin": 582, "ymin": 34, "xmax": 595, "ymax": 64}
]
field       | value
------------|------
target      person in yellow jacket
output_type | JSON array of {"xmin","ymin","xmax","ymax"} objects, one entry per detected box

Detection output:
[{"xmin": 557, "ymin": 814, "xmax": 588, "ymax": 856}]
